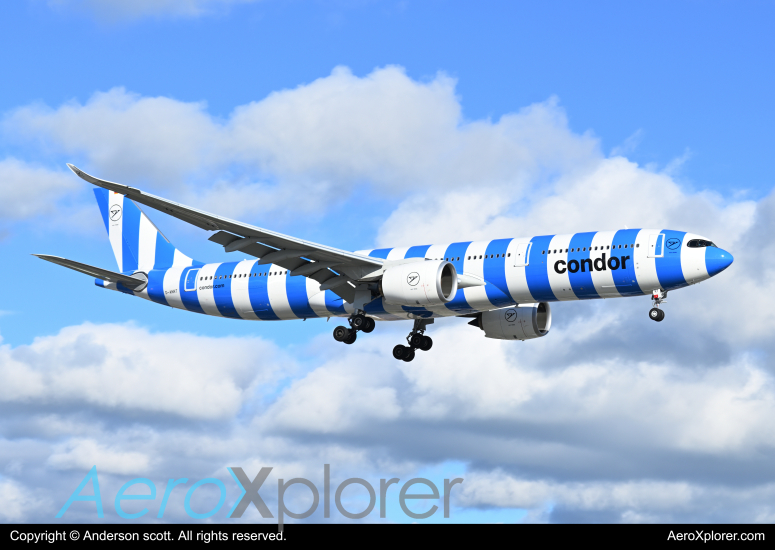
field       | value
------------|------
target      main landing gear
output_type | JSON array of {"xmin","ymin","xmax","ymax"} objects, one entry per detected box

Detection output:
[
  {"xmin": 649, "ymin": 289, "xmax": 667, "ymax": 322},
  {"xmin": 393, "ymin": 319, "xmax": 433, "ymax": 362},
  {"xmin": 333, "ymin": 312, "xmax": 376, "ymax": 345}
]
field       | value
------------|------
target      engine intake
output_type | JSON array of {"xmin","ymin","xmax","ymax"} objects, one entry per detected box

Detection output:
[
  {"xmin": 470, "ymin": 303, "xmax": 552, "ymax": 340},
  {"xmin": 381, "ymin": 260, "xmax": 458, "ymax": 307}
]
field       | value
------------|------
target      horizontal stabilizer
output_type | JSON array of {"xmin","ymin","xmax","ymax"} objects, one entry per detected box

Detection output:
[{"xmin": 33, "ymin": 254, "xmax": 148, "ymax": 291}]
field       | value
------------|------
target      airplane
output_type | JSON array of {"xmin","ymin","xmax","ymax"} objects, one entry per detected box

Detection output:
[{"xmin": 34, "ymin": 165, "xmax": 734, "ymax": 362}]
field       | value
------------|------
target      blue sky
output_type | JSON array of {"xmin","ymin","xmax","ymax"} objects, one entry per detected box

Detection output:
[{"xmin": 1, "ymin": 0, "xmax": 774, "ymax": 524}]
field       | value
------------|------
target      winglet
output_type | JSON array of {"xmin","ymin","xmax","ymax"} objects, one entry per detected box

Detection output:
[{"xmin": 66, "ymin": 163, "xmax": 140, "ymax": 195}]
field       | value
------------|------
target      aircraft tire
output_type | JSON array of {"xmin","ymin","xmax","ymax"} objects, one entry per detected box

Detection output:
[
  {"xmin": 393, "ymin": 345, "xmax": 408, "ymax": 360},
  {"xmin": 333, "ymin": 326, "xmax": 351, "ymax": 341},
  {"xmin": 419, "ymin": 336, "xmax": 433, "ymax": 351},
  {"xmin": 362, "ymin": 317, "xmax": 376, "ymax": 333}
]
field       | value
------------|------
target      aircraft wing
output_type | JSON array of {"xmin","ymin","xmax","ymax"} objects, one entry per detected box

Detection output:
[
  {"xmin": 33, "ymin": 254, "xmax": 149, "ymax": 290},
  {"xmin": 67, "ymin": 164, "xmax": 384, "ymax": 302}
]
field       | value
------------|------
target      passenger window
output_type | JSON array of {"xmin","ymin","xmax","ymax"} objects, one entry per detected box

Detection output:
[
  {"xmin": 624, "ymin": 245, "xmax": 628, "ymax": 249},
  {"xmin": 636, "ymin": 244, "xmax": 639, "ymax": 248},
  {"xmin": 508, "ymin": 253, "xmax": 511, "ymax": 257},
  {"xmin": 542, "ymin": 251, "xmax": 545, "ymax": 255},
  {"xmin": 479, "ymin": 255, "xmax": 483, "ymax": 259}
]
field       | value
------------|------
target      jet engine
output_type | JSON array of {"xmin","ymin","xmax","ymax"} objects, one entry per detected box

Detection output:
[
  {"xmin": 380, "ymin": 260, "xmax": 458, "ymax": 307},
  {"xmin": 469, "ymin": 303, "xmax": 552, "ymax": 340}
]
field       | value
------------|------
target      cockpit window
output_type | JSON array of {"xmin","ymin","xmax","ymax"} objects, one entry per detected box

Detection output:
[{"xmin": 687, "ymin": 239, "xmax": 717, "ymax": 248}]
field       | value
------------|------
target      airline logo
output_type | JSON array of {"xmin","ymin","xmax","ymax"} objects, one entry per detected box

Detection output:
[
  {"xmin": 407, "ymin": 272, "xmax": 420, "ymax": 286},
  {"xmin": 553, "ymin": 254, "xmax": 631, "ymax": 274}
]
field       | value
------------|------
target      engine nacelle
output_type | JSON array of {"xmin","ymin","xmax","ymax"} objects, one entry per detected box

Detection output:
[
  {"xmin": 471, "ymin": 303, "xmax": 552, "ymax": 340},
  {"xmin": 381, "ymin": 260, "xmax": 458, "ymax": 307}
]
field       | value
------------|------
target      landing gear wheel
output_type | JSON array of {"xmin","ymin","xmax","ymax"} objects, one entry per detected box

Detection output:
[
  {"xmin": 649, "ymin": 308, "xmax": 665, "ymax": 322},
  {"xmin": 419, "ymin": 335, "xmax": 433, "ymax": 351},
  {"xmin": 344, "ymin": 331, "xmax": 357, "ymax": 344},
  {"xmin": 402, "ymin": 348, "xmax": 415, "ymax": 362},
  {"xmin": 333, "ymin": 326, "xmax": 351, "ymax": 341},
  {"xmin": 351, "ymin": 314, "xmax": 368, "ymax": 330},
  {"xmin": 409, "ymin": 333, "xmax": 425, "ymax": 348},
  {"xmin": 393, "ymin": 345, "xmax": 409, "ymax": 360},
  {"xmin": 361, "ymin": 317, "xmax": 376, "ymax": 333}
]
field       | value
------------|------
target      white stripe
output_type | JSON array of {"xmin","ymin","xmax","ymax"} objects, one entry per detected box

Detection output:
[
  {"xmin": 545, "ymin": 235, "xmax": 577, "ymax": 302},
  {"xmin": 162, "ymin": 266, "xmax": 186, "ymax": 310},
  {"xmin": 108, "ymin": 193, "xmax": 124, "ymax": 272},
  {"xmin": 462, "ymin": 240, "xmax": 496, "ymax": 311},
  {"xmin": 232, "ymin": 260, "xmax": 259, "ymax": 320},
  {"xmin": 588, "ymin": 231, "xmax": 619, "ymax": 297},
  {"xmin": 137, "ymin": 214, "xmax": 157, "ymax": 272},
  {"xmin": 266, "ymin": 265, "xmax": 297, "ymax": 320},
  {"xmin": 680, "ymin": 233, "xmax": 709, "ymax": 285},
  {"xmin": 633, "ymin": 228, "xmax": 661, "ymax": 293},
  {"xmin": 306, "ymin": 277, "xmax": 331, "ymax": 318},
  {"xmin": 196, "ymin": 263, "xmax": 223, "ymax": 317},
  {"xmin": 504, "ymin": 238, "xmax": 536, "ymax": 304}
]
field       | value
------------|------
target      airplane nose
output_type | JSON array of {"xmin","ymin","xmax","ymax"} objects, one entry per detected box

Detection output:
[{"xmin": 705, "ymin": 247, "xmax": 734, "ymax": 277}]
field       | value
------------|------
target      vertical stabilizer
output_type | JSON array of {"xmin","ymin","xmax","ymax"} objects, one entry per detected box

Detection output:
[{"xmin": 93, "ymin": 188, "xmax": 198, "ymax": 273}]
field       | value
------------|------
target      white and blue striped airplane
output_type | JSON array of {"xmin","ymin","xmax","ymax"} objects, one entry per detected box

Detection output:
[{"xmin": 36, "ymin": 165, "xmax": 734, "ymax": 362}]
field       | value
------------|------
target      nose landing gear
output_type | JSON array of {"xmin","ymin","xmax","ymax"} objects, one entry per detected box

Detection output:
[
  {"xmin": 393, "ymin": 318, "xmax": 434, "ymax": 362},
  {"xmin": 333, "ymin": 312, "xmax": 376, "ymax": 344},
  {"xmin": 649, "ymin": 290, "xmax": 667, "ymax": 322}
]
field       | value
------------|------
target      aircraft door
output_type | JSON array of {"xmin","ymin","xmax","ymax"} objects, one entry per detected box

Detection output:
[
  {"xmin": 648, "ymin": 234, "xmax": 665, "ymax": 258},
  {"xmin": 184, "ymin": 268, "xmax": 200, "ymax": 291},
  {"xmin": 513, "ymin": 242, "xmax": 531, "ymax": 267}
]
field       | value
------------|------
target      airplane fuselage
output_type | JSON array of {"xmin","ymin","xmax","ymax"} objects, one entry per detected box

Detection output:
[{"xmin": 100, "ymin": 228, "xmax": 732, "ymax": 322}]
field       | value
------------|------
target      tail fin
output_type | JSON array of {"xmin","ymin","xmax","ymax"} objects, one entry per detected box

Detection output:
[{"xmin": 93, "ymin": 188, "xmax": 198, "ymax": 273}]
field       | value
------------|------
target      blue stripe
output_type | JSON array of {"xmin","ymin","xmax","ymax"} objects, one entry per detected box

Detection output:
[
  {"xmin": 325, "ymin": 289, "xmax": 348, "ymax": 315},
  {"xmin": 146, "ymin": 269, "xmax": 169, "ymax": 306},
  {"xmin": 212, "ymin": 263, "xmax": 241, "ymax": 318},
  {"xmin": 525, "ymin": 235, "xmax": 557, "ymax": 302},
  {"xmin": 483, "ymin": 238, "xmax": 514, "ymax": 306},
  {"xmin": 369, "ymin": 248, "xmax": 392, "ymax": 259},
  {"xmin": 153, "ymin": 233, "xmax": 176, "ymax": 270},
  {"xmin": 93, "ymin": 189, "xmax": 110, "ymax": 234},
  {"xmin": 567, "ymin": 232, "xmax": 599, "ymax": 300},
  {"xmin": 179, "ymin": 266, "xmax": 205, "ymax": 314},
  {"xmin": 121, "ymin": 199, "xmax": 141, "ymax": 273},
  {"xmin": 285, "ymin": 272, "xmax": 318, "ymax": 319},
  {"xmin": 115, "ymin": 282, "xmax": 136, "ymax": 295},
  {"xmin": 405, "ymin": 245, "xmax": 432, "ymax": 258},
  {"xmin": 364, "ymin": 297, "xmax": 389, "ymax": 317},
  {"xmin": 655, "ymin": 229, "xmax": 687, "ymax": 290},
  {"xmin": 610, "ymin": 229, "xmax": 643, "ymax": 296},
  {"xmin": 443, "ymin": 242, "xmax": 474, "ymax": 313},
  {"xmin": 248, "ymin": 270, "xmax": 279, "ymax": 320}
]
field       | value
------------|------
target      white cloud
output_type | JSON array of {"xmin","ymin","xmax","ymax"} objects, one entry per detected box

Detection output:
[
  {"xmin": 0, "ymin": 477, "xmax": 46, "ymax": 521},
  {"xmin": 0, "ymin": 158, "xmax": 77, "ymax": 220},
  {"xmin": 0, "ymin": 322, "xmax": 288, "ymax": 419},
  {"xmin": 48, "ymin": 439, "xmax": 151, "ymax": 475},
  {"xmin": 3, "ymin": 67, "xmax": 600, "ymax": 222}
]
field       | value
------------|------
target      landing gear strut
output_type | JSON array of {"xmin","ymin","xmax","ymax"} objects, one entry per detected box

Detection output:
[
  {"xmin": 333, "ymin": 311, "xmax": 376, "ymax": 344},
  {"xmin": 393, "ymin": 318, "xmax": 434, "ymax": 362},
  {"xmin": 649, "ymin": 289, "xmax": 667, "ymax": 322}
]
